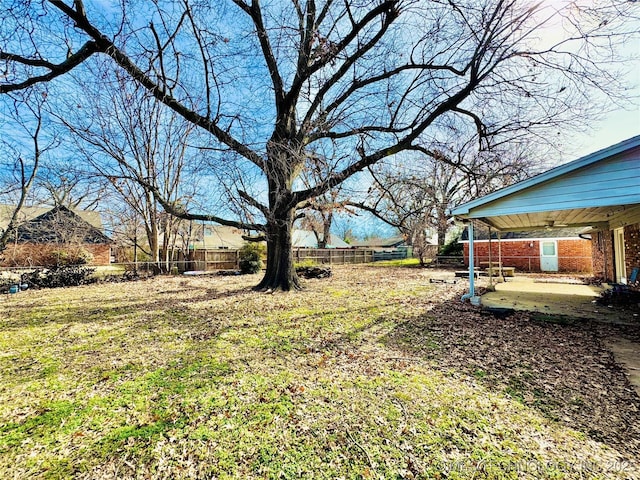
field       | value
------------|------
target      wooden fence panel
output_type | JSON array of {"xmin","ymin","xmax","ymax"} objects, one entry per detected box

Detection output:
[
  {"xmin": 293, "ymin": 248, "xmax": 375, "ymax": 265},
  {"xmin": 191, "ymin": 249, "xmax": 239, "ymax": 270},
  {"xmin": 181, "ymin": 247, "xmax": 417, "ymax": 272}
]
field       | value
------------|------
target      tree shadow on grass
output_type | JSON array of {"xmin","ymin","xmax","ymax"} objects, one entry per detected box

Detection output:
[
  {"xmin": 380, "ymin": 297, "xmax": 640, "ymax": 460},
  {"xmin": 0, "ymin": 285, "xmax": 255, "ymax": 330}
]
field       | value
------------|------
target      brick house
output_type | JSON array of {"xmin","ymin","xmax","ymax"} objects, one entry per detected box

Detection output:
[
  {"xmin": 450, "ymin": 135, "xmax": 640, "ymax": 288},
  {"xmin": 460, "ymin": 227, "xmax": 593, "ymax": 273},
  {"xmin": 0, "ymin": 205, "xmax": 112, "ymax": 267}
]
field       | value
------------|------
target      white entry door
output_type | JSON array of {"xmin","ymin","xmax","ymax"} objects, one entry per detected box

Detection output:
[
  {"xmin": 540, "ymin": 240, "xmax": 558, "ymax": 272},
  {"xmin": 614, "ymin": 228, "xmax": 627, "ymax": 284}
]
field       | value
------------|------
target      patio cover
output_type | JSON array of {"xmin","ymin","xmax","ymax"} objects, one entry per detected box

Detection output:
[{"xmin": 449, "ymin": 135, "xmax": 640, "ymax": 299}]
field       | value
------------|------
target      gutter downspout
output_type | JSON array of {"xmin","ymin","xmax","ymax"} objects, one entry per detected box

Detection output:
[{"xmin": 461, "ymin": 221, "xmax": 476, "ymax": 302}]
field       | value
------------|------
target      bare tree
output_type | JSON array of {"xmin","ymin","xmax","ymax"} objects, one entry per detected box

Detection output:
[
  {"xmin": 97, "ymin": 199, "xmax": 152, "ymax": 270},
  {"xmin": 1, "ymin": 0, "xmax": 637, "ymax": 289},
  {"xmin": 367, "ymin": 137, "xmax": 536, "ymax": 231},
  {"xmin": 33, "ymin": 162, "xmax": 108, "ymax": 211},
  {"xmin": 0, "ymin": 89, "xmax": 54, "ymax": 252},
  {"xmin": 56, "ymin": 68, "xmax": 201, "ymax": 268},
  {"xmin": 297, "ymin": 150, "xmax": 356, "ymax": 249},
  {"xmin": 355, "ymin": 137, "xmax": 540, "ymax": 264},
  {"xmin": 332, "ymin": 216, "xmax": 357, "ymax": 245}
]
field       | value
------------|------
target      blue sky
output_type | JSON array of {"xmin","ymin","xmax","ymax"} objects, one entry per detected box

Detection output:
[
  {"xmin": 538, "ymin": 1, "xmax": 640, "ymax": 160},
  {"xmin": 572, "ymin": 104, "xmax": 640, "ymax": 158}
]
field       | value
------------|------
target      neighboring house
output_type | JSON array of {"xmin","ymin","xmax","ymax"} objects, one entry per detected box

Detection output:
[
  {"xmin": 351, "ymin": 234, "xmax": 439, "ymax": 261},
  {"xmin": 460, "ymin": 226, "xmax": 593, "ymax": 273},
  {"xmin": 189, "ymin": 225, "xmax": 252, "ymax": 250},
  {"xmin": 450, "ymin": 135, "xmax": 640, "ymax": 284},
  {"xmin": 292, "ymin": 230, "xmax": 350, "ymax": 249},
  {"xmin": 350, "ymin": 235, "xmax": 406, "ymax": 250},
  {"xmin": 184, "ymin": 225, "xmax": 351, "ymax": 250},
  {"xmin": 0, "ymin": 205, "xmax": 112, "ymax": 266}
]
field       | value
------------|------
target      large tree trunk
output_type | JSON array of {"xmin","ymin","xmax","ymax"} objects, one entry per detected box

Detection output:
[
  {"xmin": 255, "ymin": 208, "xmax": 301, "ymax": 291},
  {"xmin": 254, "ymin": 139, "xmax": 302, "ymax": 291}
]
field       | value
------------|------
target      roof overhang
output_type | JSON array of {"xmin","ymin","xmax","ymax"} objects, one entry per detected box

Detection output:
[
  {"xmin": 450, "ymin": 136, "xmax": 640, "ymax": 232},
  {"xmin": 462, "ymin": 204, "xmax": 640, "ymax": 232}
]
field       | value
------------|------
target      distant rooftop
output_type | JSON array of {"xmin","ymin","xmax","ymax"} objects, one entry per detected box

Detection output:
[
  {"xmin": 350, "ymin": 236, "xmax": 405, "ymax": 248},
  {"xmin": 0, "ymin": 204, "xmax": 103, "ymax": 231},
  {"xmin": 11, "ymin": 206, "xmax": 110, "ymax": 244}
]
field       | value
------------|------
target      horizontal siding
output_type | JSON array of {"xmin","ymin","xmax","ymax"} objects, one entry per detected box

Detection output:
[
  {"xmin": 477, "ymin": 195, "xmax": 640, "ymax": 217},
  {"xmin": 451, "ymin": 139, "xmax": 640, "ymax": 216},
  {"xmin": 567, "ymin": 152, "xmax": 638, "ymax": 176},
  {"xmin": 471, "ymin": 152, "xmax": 640, "ymax": 218},
  {"xmin": 531, "ymin": 173, "xmax": 639, "ymax": 197}
]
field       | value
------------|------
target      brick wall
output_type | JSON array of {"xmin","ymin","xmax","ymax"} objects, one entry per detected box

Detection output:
[
  {"xmin": 591, "ymin": 230, "xmax": 614, "ymax": 281},
  {"xmin": 625, "ymin": 223, "xmax": 640, "ymax": 279},
  {"xmin": 557, "ymin": 238, "xmax": 593, "ymax": 272},
  {"xmin": 0, "ymin": 243, "xmax": 111, "ymax": 267},
  {"xmin": 463, "ymin": 238, "xmax": 592, "ymax": 273}
]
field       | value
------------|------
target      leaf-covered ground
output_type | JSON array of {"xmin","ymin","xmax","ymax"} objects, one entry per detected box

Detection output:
[{"xmin": 0, "ymin": 265, "xmax": 638, "ymax": 479}]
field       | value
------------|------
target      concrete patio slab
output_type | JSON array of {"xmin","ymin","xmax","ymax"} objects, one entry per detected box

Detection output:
[
  {"xmin": 480, "ymin": 276, "xmax": 638, "ymax": 323},
  {"xmin": 605, "ymin": 337, "xmax": 640, "ymax": 398}
]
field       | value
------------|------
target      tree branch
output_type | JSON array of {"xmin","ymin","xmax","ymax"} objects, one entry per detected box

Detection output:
[
  {"xmin": 233, "ymin": 0, "xmax": 285, "ymax": 108},
  {"xmin": 0, "ymin": 41, "xmax": 100, "ymax": 93},
  {"xmin": 298, "ymin": 1, "xmax": 400, "ymax": 135},
  {"xmin": 238, "ymin": 189, "xmax": 269, "ymax": 217},
  {"xmin": 44, "ymin": 0, "xmax": 265, "ymax": 168}
]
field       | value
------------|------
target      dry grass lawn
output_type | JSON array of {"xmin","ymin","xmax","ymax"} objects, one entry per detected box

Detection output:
[{"xmin": 1, "ymin": 265, "xmax": 638, "ymax": 479}]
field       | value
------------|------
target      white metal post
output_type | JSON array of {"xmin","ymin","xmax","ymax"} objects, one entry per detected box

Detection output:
[
  {"xmin": 468, "ymin": 221, "xmax": 475, "ymax": 297},
  {"xmin": 488, "ymin": 226, "xmax": 493, "ymax": 287},
  {"xmin": 461, "ymin": 221, "xmax": 476, "ymax": 302},
  {"xmin": 498, "ymin": 231, "xmax": 503, "ymax": 282}
]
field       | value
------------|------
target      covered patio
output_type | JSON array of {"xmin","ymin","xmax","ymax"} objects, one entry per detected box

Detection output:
[{"xmin": 450, "ymin": 135, "xmax": 640, "ymax": 305}]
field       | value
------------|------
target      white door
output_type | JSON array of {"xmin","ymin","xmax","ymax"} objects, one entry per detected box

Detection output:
[
  {"xmin": 614, "ymin": 228, "xmax": 627, "ymax": 284},
  {"xmin": 540, "ymin": 240, "xmax": 558, "ymax": 272}
]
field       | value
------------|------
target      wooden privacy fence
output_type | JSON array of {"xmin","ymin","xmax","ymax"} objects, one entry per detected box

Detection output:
[
  {"xmin": 190, "ymin": 249, "xmax": 240, "ymax": 270},
  {"xmin": 293, "ymin": 248, "xmax": 375, "ymax": 265},
  {"xmin": 184, "ymin": 247, "xmax": 380, "ymax": 271},
  {"xmin": 172, "ymin": 247, "xmax": 416, "ymax": 272}
]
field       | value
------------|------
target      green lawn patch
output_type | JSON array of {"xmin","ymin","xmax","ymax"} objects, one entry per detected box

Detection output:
[{"xmin": 369, "ymin": 258, "xmax": 423, "ymax": 268}]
